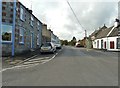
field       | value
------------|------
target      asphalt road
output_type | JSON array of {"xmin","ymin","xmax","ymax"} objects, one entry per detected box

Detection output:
[{"xmin": 2, "ymin": 46, "xmax": 118, "ymax": 86}]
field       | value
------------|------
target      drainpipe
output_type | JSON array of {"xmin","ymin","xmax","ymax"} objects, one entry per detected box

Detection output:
[
  {"xmin": 0, "ymin": 1, "xmax": 2, "ymax": 87},
  {"xmin": 0, "ymin": 0, "xmax": 2, "ymax": 57},
  {"xmin": 12, "ymin": 0, "xmax": 16, "ymax": 56}
]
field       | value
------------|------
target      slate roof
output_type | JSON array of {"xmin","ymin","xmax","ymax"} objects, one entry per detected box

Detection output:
[
  {"xmin": 90, "ymin": 24, "xmax": 107, "ymax": 37},
  {"xmin": 96, "ymin": 26, "xmax": 113, "ymax": 39},
  {"xmin": 108, "ymin": 27, "xmax": 118, "ymax": 37},
  {"xmin": 90, "ymin": 30, "xmax": 99, "ymax": 37}
]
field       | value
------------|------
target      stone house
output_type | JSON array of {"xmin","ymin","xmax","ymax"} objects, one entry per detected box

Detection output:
[
  {"xmin": 1, "ymin": 0, "xmax": 42, "ymax": 56},
  {"xmin": 42, "ymin": 24, "xmax": 51, "ymax": 43}
]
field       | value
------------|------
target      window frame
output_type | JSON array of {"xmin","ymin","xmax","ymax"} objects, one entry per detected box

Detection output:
[
  {"xmin": 1, "ymin": 24, "xmax": 12, "ymax": 43},
  {"xmin": 19, "ymin": 28, "xmax": 24, "ymax": 44},
  {"xmin": 20, "ymin": 6, "xmax": 25, "ymax": 21},
  {"xmin": 117, "ymin": 38, "xmax": 120, "ymax": 49},
  {"xmin": 104, "ymin": 41, "xmax": 106, "ymax": 49},
  {"xmin": 30, "ymin": 15, "xmax": 34, "ymax": 27},
  {"xmin": 110, "ymin": 41, "xmax": 114, "ymax": 49},
  {"xmin": 37, "ymin": 34, "xmax": 39, "ymax": 45},
  {"xmin": 97, "ymin": 40, "xmax": 99, "ymax": 48}
]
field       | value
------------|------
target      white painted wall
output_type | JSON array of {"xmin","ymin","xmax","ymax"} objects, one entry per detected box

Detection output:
[
  {"xmin": 93, "ymin": 36, "xmax": 120, "ymax": 51},
  {"xmin": 93, "ymin": 39, "xmax": 101, "ymax": 49},
  {"xmin": 107, "ymin": 36, "xmax": 119, "ymax": 51}
]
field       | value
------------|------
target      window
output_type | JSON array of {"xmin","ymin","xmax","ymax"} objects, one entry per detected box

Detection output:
[
  {"xmin": 37, "ymin": 21, "xmax": 40, "ymax": 26},
  {"xmin": 110, "ymin": 41, "xmax": 114, "ymax": 49},
  {"xmin": 117, "ymin": 38, "xmax": 120, "ymax": 49},
  {"xmin": 20, "ymin": 7, "xmax": 25, "ymax": 21},
  {"xmin": 37, "ymin": 34, "xmax": 39, "ymax": 45},
  {"xmin": 101, "ymin": 40, "xmax": 103, "ymax": 49},
  {"xmin": 97, "ymin": 40, "xmax": 99, "ymax": 48},
  {"xmin": 104, "ymin": 41, "xmax": 106, "ymax": 49},
  {"xmin": 30, "ymin": 16, "xmax": 34, "ymax": 26},
  {"xmin": 2, "ymin": 12, "xmax": 6, "ymax": 16},
  {"xmin": 2, "ymin": 2, "xmax": 6, "ymax": 4},
  {"xmin": 19, "ymin": 28, "xmax": 24, "ymax": 44},
  {"xmin": 2, "ymin": 24, "xmax": 12, "ymax": 42},
  {"xmin": 2, "ymin": 6, "xmax": 6, "ymax": 10}
]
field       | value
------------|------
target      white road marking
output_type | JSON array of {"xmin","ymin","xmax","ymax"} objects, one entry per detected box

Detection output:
[
  {"xmin": 0, "ymin": 63, "xmax": 40, "ymax": 72},
  {"xmin": 41, "ymin": 52, "xmax": 58, "ymax": 64},
  {"xmin": 1, "ymin": 50, "xmax": 60, "ymax": 72},
  {"xmin": 23, "ymin": 60, "xmax": 42, "ymax": 65},
  {"xmin": 17, "ymin": 55, "xmax": 38, "ymax": 65},
  {"xmin": 15, "ymin": 63, "xmax": 39, "ymax": 69},
  {"xmin": 28, "ymin": 58, "xmax": 45, "ymax": 61}
]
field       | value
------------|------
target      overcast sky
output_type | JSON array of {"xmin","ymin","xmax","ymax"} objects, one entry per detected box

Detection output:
[{"xmin": 19, "ymin": 0, "xmax": 119, "ymax": 41}]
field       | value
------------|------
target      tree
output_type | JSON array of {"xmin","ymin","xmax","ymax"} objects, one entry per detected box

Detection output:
[
  {"xmin": 60, "ymin": 40, "xmax": 68, "ymax": 45},
  {"xmin": 70, "ymin": 37, "xmax": 77, "ymax": 46},
  {"xmin": 64, "ymin": 40, "xmax": 68, "ymax": 45}
]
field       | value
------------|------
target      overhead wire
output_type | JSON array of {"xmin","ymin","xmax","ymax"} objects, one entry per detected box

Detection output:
[{"xmin": 66, "ymin": 0, "xmax": 86, "ymax": 31}]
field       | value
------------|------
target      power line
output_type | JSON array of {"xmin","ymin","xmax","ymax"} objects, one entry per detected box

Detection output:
[{"xmin": 66, "ymin": 0, "xmax": 85, "ymax": 31}]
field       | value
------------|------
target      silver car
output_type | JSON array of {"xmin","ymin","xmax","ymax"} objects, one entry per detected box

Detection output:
[{"xmin": 40, "ymin": 42, "xmax": 56, "ymax": 54}]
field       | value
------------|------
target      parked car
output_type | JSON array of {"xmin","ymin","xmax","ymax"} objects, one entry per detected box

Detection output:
[
  {"xmin": 75, "ymin": 42, "xmax": 83, "ymax": 47},
  {"xmin": 40, "ymin": 42, "xmax": 56, "ymax": 54},
  {"xmin": 54, "ymin": 42, "xmax": 62, "ymax": 49}
]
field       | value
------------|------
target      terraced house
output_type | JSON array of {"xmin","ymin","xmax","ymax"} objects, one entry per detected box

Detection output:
[
  {"xmin": 1, "ymin": 0, "xmax": 42, "ymax": 56},
  {"xmin": 91, "ymin": 21, "xmax": 120, "ymax": 51}
]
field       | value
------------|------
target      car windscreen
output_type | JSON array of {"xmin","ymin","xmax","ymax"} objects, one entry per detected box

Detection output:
[{"xmin": 42, "ymin": 43, "xmax": 51, "ymax": 47}]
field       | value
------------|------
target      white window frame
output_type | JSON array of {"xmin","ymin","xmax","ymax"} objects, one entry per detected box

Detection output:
[
  {"xmin": 37, "ymin": 21, "xmax": 40, "ymax": 26},
  {"xmin": 30, "ymin": 16, "xmax": 34, "ymax": 26},
  {"xmin": 20, "ymin": 6, "xmax": 25, "ymax": 21},
  {"xmin": 37, "ymin": 34, "xmax": 39, "ymax": 45},
  {"xmin": 19, "ymin": 28, "xmax": 24, "ymax": 44}
]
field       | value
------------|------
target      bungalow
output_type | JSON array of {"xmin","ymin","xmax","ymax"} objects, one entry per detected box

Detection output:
[{"xmin": 91, "ymin": 22, "xmax": 120, "ymax": 51}]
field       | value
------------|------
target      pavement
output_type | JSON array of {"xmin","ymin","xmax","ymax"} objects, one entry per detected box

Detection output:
[
  {"xmin": 2, "ymin": 46, "xmax": 118, "ymax": 86},
  {"xmin": 2, "ymin": 48, "xmax": 57, "ymax": 69},
  {"xmin": 2, "ymin": 49, "xmax": 38, "ymax": 68}
]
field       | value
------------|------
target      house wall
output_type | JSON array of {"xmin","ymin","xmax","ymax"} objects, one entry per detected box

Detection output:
[
  {"xmin": 42, "ymin": 24, "xmax": 51, "ymax": 43},
  {"xmin": 93, "ymin": 36, "xmax": 120, "ymax": 51},
  {"xmin": 51, "ymin": 32, "xmax": 57, "ymax": 44},
  {"xmin": 93, "ymin": 39, "xmax": 101, "ymax": 49},
  {"xmin": 2, "ymin": 2, "xmax": 14, "ymax": 56},
  {"xmin": 107, "ymin": 36, "xmax": 119, "ymax": 51},
  {"xmin": 2, "ymin": 1, "xmax": 42, "ymax": 56}
]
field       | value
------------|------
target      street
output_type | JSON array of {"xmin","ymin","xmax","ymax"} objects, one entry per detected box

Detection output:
[{"xmin": 2, "ymin": 46, "xmax": 118, "ymax": 86}]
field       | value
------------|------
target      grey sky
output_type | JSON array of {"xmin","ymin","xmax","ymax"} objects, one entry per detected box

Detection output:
[{"xmin": 20, "ymin": 0, "xmax": 119, "ymax": 41}]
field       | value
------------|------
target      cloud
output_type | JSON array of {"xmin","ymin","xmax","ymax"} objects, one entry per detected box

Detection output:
[
  {"xmin": 19, "ymin": 0, "xmax": 118, "ymax": 41},
  {"xmin": 63, "ymin": 1, "xmax": 118, "ymax": 40}
]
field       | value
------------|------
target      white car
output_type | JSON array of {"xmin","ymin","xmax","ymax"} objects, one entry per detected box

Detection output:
[
  {"xmin": 40, "ymin": 42, "xmax": 56, "ymax": 54},
  {"xmin": 54, "ymin": 43, "xmax": 62, "ymax": 49}
]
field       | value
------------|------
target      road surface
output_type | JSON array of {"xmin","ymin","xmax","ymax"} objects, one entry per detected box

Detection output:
[{"xmin": 2, "ymin": 46, "xmax": 118, "ymax": 86}]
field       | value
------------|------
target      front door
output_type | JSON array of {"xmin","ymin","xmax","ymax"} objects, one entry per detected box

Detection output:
[
  {"xmin": 101, "ymin": 40, "xmax": 103, "ymax": 49},
  {"xmin": 31, "ymin": 33, "xmax": 33, "ymax": 48}
]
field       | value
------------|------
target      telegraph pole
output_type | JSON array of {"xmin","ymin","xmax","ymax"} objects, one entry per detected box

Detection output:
[{"xmin": 85, "ymin": 30, "xmax": 87, "ymax": 38}]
